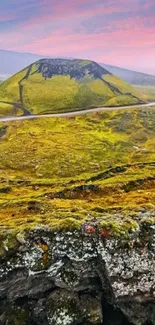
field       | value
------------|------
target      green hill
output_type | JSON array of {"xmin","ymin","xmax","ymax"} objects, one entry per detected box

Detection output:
[{"xmin": 0, "ymin": 58, "xmax": 145, "ymax": 116}]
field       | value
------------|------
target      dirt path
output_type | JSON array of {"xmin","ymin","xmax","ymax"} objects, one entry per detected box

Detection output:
[{"xmin": 0, "ymin": 101, "xmax": 155, "ymax": 123}]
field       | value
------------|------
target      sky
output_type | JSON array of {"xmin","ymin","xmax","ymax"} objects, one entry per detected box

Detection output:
[{"xmin": 0, "ymin": 0, "xmax": 155, "ymax": 74}]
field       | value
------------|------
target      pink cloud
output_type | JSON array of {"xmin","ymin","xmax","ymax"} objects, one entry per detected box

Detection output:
[
  {"xmin": 0, "ymin": 13, "xmax": 17, "ymax": 22},
  {"xmin": 1, "ymin": 0, "xmax": 155, "ymax": 73},
  {"xmin": 20, "ymin": 4, "xmax": 121, "ymax": 31}
]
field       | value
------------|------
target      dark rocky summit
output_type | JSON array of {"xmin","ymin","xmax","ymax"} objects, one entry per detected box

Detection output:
[
  {"xmin": 0, "ymin": 223, "xmax": 155, "ymax": 325},
  {"xmin": 37, "ymin": 58, "xmax": 111, "ymax": 80}
]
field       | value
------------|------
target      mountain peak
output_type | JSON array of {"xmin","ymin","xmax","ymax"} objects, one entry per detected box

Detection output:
[
  {"xmin": 35, "ymin": 58, "xmax": 111, "ymax": 81},
  {"xmin": 0, "ymin": 58, "xmax": 144, "ymax": 117}
]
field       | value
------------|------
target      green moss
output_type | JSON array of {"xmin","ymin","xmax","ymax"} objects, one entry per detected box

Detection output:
[
  {"xmin": 100, "ymin": 219, "xmax": 139, "ymax": 238},
  {"xmin": 77, "ymin": 59, "xmax": 91, "ymax": 66},
  {"xmin": 103, "ymin": 74, "xmax": 144, "ymax": 100},
  {"xmin": 0, "ymin": 107, "xmax": 154, "ymax": 234},
  {"xmin": 134, "ymin": 85, "xmax": 155, "ymax": 101},
  {"xmin": 0, "ymin": 102, "xmax": 14, "ymax": 116},
  {"xmin": 105, "ymin": 95, "xmax": 140, "ymax": 107},
  {"xmin": 23, "ymin": 75, "xmax": 80, "ymax": 114},
  {"xmin": 0, "ymin": 68, "xmax": 28, "ymax": 102}
]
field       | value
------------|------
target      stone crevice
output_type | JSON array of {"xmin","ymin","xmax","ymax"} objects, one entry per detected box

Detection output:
[{"xmin": 0, "ymin": 228, "xmax": 155, "ymax": 324}]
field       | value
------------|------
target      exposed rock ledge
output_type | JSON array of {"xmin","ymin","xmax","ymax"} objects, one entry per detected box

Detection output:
[{"xmin": 0, "ymin": 224, "xmax": 155, "ymax": 325}]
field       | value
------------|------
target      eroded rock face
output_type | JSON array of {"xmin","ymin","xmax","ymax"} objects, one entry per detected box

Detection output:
[
  {"xmin": 0, "ymin": 226, "xmax": 155, "ymax": 325},
  {"xmin": 37, "ymin": 58, "xmax": 110, "ymax": 81}
]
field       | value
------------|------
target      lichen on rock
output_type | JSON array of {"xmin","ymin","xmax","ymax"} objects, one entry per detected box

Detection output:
[{"xmin": 0, "ymin": 223, "xmax": 155, "ymax": 324}]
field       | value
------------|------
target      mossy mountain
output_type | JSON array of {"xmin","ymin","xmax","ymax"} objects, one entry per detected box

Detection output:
[{"xmin": 0, "ymin": 58, "xmax": 144, "ymax": 116}]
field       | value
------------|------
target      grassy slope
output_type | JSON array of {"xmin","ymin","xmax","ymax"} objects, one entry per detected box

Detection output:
[
  {"xmin": 0, "ymin": 107, "xmax": 155, "ymax": 235},
  {"xmin": 133, "ymin": 85, "xmax": 155, "ymax": 101},
  {"xmin": 0, "ymin": 68, "xmax": 28, "ymax": 116},
  {"xmin": 22, "ymin": 74, "xmax": 115, "ymax": 114},
  {"xmin": 103, "ymin": 74, "xmax": 143, "ymax": 98},
  {"xmin": 0, "ymin": 68, "xmax": 27, "ymax": 102},
  {"xmin": 0, "ymin": 102, "xmax": 14, "ymax": 117},
  {"xmin": 104, "ymin": 95, "xmax": 140, "ymax": 107},
  {"xmin": 0, "ymin": 60, "xmax": 144, "ymax": 116}
]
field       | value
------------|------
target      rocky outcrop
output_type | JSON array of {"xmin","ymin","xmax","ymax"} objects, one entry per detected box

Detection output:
[
  {"xmin": 37, "ymin": 58, "xmax": 111, "ymax": 80},
  {"xmin": 0, "ymin": 223, "xmax": 155, "ymax": 324}
]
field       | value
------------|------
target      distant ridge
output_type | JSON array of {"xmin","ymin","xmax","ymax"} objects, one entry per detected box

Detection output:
[
  {"xmin": 1, "ymin": 49, "xmax": 155, "ymax": 85},
  {"xmin": 0, "ymin": 49, "xmax": 41, "ymax": 75},
  {"xmin": 100, "ymin": 63, "xmax": 155, "ymax": 86}
]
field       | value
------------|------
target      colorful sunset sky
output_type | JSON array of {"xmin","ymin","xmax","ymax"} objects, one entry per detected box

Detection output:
[{"xmin": 0, "ymin": 0, "xmax": 155, "ymax": 74}]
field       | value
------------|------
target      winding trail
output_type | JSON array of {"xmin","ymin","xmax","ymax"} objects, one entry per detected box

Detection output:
[
  {"xmin": 0, "ymin": 101, "xmax": 155, "ymax": 123},
  {"xmin": 18, "ymin": 64, "xmax": 33, "ymax": 106}
]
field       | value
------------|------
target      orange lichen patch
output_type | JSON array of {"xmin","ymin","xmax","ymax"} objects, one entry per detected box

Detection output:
[
  {"xmin": 37, "ymin": 242, "xmax": 49, "ymax": 266},
  {"xmin": 42, "ymin": 253, "xmax": 48, "ymax": 266},
  {"xmin": 128, "ymin": 241, "xmax": 134, "ymax": 248},
  {"xmin": 37, "ymin": 243, "xmax": 49, "ymax": 252},
  {"xmin": 100, "ymin": 228, "xmax": 110, "ymax": 239}
]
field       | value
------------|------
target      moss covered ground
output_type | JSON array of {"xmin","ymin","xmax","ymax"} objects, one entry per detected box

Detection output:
[
  {"xmin": 0, "ymin": 102, "xmax": 14, "ymax": 117},
  {"xmin": 0, "ymin": 107, "xmax": 155, "ymax": 237},
  {"xmin": 0, "ymin": 68, "xmax": 27, "ymax": 103}
]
